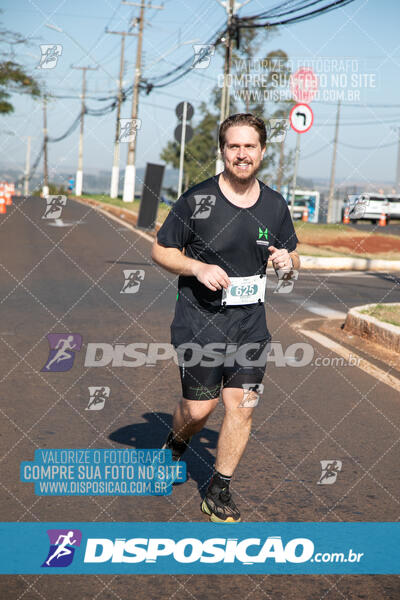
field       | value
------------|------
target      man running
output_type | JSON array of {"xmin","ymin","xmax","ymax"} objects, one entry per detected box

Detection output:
[{"xmin": 152, "ymin": 113, "xmax": 300, "ymax": 522}]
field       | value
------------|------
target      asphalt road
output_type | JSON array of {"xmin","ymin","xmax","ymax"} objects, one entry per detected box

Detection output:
[{"xmin": 1, "ymin": 196, "xmax": 399, "ymax": 599}]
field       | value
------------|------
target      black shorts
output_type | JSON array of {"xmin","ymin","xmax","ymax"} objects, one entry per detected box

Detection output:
[{"xmin": 176, "ymin": 339, "xmax": 270, "ymax": 401}]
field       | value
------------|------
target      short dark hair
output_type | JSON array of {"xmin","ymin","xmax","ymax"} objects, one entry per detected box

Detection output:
[{"xmin": 219, "ymin": 113, "xmax": 267, "ymax": 151}]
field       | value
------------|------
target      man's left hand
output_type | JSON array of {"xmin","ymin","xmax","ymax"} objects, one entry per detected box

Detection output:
[{"xmin": 268, "ymin": 245, "xmax": 293, "ymax": 271}]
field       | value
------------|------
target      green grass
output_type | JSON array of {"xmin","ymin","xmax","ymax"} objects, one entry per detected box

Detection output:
[
  {"xmin": 80, "ymin": 194, "xmax": 141, "ymax": 210},
  {"xmin": 78, "ymin": 194, "xmax": 171, "ymax": 222},
  {"xmin": 360, "ymin": 304, "xmax": 400, "ymax": 327},
  {"xmin": 293, "ymin": 221, "xmax": 359, "ymax": 234}
]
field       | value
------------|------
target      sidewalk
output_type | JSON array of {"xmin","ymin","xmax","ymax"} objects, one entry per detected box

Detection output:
[{"xmin": 343, "ymin": 303, "xmax": 400, "ymax": 353}]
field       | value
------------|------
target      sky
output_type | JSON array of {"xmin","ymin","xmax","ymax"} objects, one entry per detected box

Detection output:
[{"xmin": 1, "ymin": 0, "xmax": 400, "ymax": 190}]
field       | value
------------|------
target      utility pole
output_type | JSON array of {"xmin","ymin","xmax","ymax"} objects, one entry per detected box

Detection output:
[
  {"xmin": 327, "ymin": 99, "xmax": 341, "ymax": 223},
  {"xmin": 215, "ymin": 0, "xmax": 235, "ymax": 174},
  {"xmin": 289, "ymin": 133, "xmax": 301, "ymax": 218},
  {"xmin": 72, "ymin": 65, "xmax": 98, "ymax": 197},
  {"xmin": 42, "ymin": 96, "xmax": 49, "ymax": 197},
  {"xmin": 106, "ymin": 27, "xmax": 138, "ymax": 199},
  {"xmin": 394, "ymin": 126, "xmax": 400, "ymax": 193},
  {"xmin": 177, "ymin": 101, "xmax": 188, "ymax": 198},
  {"xmin": 276, "ymin": 135, "xmax": 285, "ymax": 193},
  {"xmin": 24, "ymin": 136, "xmax": 31, "ymax": 196},
  {"xmin": 214, "ymin": 0, "xmax": 252, "ymax": 174},
  {"xmin": 122, "ymin": 1, "xmax": 163, "ymax": 203}
]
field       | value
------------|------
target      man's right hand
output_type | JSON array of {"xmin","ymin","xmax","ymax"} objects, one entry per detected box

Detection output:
[{"xmin": 192, "ymin": 262, "xmax": 231, "ymax": 291}]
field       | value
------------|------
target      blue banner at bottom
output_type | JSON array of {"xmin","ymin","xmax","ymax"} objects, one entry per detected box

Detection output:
[{"xmin": 0, "ymin": 522, "xmax": 398, "ymax": 574}]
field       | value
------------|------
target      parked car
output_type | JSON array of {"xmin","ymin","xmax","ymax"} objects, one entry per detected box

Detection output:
[
  {"xmin": 386, "ymin": 194, "xmax": 400, "ymax": 219},
  {"xmin": 345, "ymin": 193, "xmax": 391, "ymax": 224}
]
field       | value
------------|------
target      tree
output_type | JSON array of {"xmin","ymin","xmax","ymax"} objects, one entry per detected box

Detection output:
[
  {"xmin": 161, "ymin": 26, "xmax": 295, "ymax": 194},
  {"xmin": 0, "ymin": 21, "xmax": 41, "ymax": 114}
]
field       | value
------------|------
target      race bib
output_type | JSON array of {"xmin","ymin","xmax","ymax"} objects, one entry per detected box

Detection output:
[{"xmin": 221, "ymin": 274, "xmax": 266, "ymax": 306}]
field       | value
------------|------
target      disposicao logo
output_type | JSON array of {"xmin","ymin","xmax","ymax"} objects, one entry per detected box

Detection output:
[
  {"xmin": 42, "ymin": 529, "xmax": 82, "ymax": 567},
  {"xmin": 83, "ymin": 536, "xmax": 314, "ymax": 564}
]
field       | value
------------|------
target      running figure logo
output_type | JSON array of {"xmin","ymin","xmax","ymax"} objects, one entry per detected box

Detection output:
[
  {"xmin": 42, "ymin": 529, "xmax": 82, "ymax": 567},
  {"xmin": 267, "ymin": 119, "xmax": 289, "ymax": 143},
  {"xmin": 191, "ymin": 195, "xmax": 216, "ymax": 219},
  {"xmin": 239, "ymin": 383, "xmax": 264, "ymax": 408},
  {"xmin": 121, "ymin": 269, "xmax": 145, "ymax": 293},
  {"xmin": 118, "ymin": 118, "xmax": 141, "ymax": 143},
  {"xmin": 86, "ymin": 386, "xmax": 110, "ymax": 411},
  {"xmin": 41, "ymin": 334, "xmax": 82, "ymax": 372},
  {"xmin": 317, "ymin": 460, "xmax": 343, "ymax": 485},
  {"xmin": 37, "ymin": 44, "xmax": 62, "ymax": 69},
  {"xmin": 274, "ymin": 269, "xmax": 299, "ymax": 294},
  {"xmin": 349, "ymin": 198, "xmax": 368, "ymax": 219},
  {"xmin": 192, "ymin": 44, "xmax": 215, "ymax": 69},
  {"xmin": 42, "ymin": 195, "xmax": 67, "ymax": 219}
]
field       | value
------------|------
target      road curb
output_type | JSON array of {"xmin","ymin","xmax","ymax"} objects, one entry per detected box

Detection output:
[
  {"xmin": 73, "ymin": 196, "xmax": 400, "ymax": 271},
  {"xmin": 344, "ymin": 303, "xmax": 400, "ymax": 353},
  {"xmin": 299, "ymin": 255, "xmax": 400, "ymax": 271}
]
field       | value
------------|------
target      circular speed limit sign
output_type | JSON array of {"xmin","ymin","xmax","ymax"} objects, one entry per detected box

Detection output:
[{"xmin": 289, "ymin": 103, "xmax": 314, "ymax": 133}]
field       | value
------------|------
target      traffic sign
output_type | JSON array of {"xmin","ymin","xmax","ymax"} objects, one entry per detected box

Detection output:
[
  {"xmin": 290, "ymin": 103, "xmax": 313, "ymax": 134},
  {"xmin": 174, "ymin": 124, "xmax": 194, "ymax": 143},
  {"xmin": 290, "ymin": 67, "xmax": 318, "ymax": 104},
  {"xmin": 176, "ymin": 101, "xmax": 194, "ymax": 121}
]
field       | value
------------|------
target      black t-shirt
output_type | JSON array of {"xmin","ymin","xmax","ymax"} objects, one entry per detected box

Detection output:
[{"xmin": 157, "ymin": 175, "xmax": 298, "ymax": 347}]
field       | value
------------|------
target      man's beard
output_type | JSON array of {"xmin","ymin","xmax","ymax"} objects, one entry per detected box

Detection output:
[{"xmin": 224, "ymin": 161, "xmax": 260, "ymax": 185}]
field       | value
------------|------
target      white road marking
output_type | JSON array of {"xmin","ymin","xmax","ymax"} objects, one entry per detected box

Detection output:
[
  {"xmin": 321, "ymin": 271, "xmax": 377, "ymax": 277},
  {"xmin": 284, "ymin": 296, "xmax": 347, "ymax": 319},
  {"xmin": 47, "ymin": 219, "xmax": 85, "ymax": 227},
  {"xmin": 74, "ymin": 200, "xmax": 155, "ymax": 243},
  {"xmin": 298, "ymin": 327, "xmax": 400, "ymax": 393}
]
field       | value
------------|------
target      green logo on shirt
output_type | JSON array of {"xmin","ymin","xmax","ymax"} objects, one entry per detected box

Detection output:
[{"xmin": 258, "ymin": 227, "xmax": 268, "ymax": 240}]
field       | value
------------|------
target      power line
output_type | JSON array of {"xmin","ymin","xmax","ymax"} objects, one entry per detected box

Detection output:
[
  {"xmin": 238, "ymin": 0, "xmax": 357, "ymax": 27},
  {"xmin": 338, "ymin": 140, "xmax": 398, "ymax": 150},
  {"xmin": 301, "ymin": 140, "xmax": 332, "ymax": 159}
]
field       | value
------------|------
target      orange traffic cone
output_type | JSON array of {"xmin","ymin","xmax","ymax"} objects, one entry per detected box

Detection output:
[
  {"xmin": 0, "ymin": 184, "xmax": 6, "ymax": 213},
  {"xmin": 5, "ymin": 183, "xmax": 13, "ymax": 205},
  {"xmin": 343, "ymin": 206, "xmax": 350, "ymax": 224},
  {"xmin": 378, "ymin": 211, "xmax": 387, "ymax": 226},
  {"xmin": 302, "ymin": 207, "xmax": 309, "ymax": 222}
]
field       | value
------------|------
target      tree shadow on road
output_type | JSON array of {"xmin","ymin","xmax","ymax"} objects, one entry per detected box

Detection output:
[{"xmin": 109, "ymin": 412, "xmax": 218, "ymax": 495}]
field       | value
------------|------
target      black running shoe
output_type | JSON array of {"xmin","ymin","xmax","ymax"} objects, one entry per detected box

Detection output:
[
  {"xmin": 162, "ymin": 430, "xmax": 191, "ymax": 462},
  {"xmin": 201, "ymin": 486, "xmax": 241, "ymax": 522}
]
